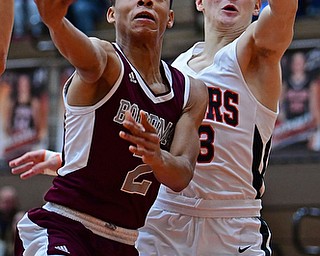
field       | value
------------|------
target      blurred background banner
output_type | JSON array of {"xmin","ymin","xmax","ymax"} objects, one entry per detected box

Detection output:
[
  {"xmin": 0, "ymin": 61, "xmax": 73, "ymax": 174},
  {"xmin": 271, "ymin": 41, "xmax": 320, "ymax": 164},
  {"xmin": 0, "ymin": 67, "xmax": 49, "ymax": 165}
]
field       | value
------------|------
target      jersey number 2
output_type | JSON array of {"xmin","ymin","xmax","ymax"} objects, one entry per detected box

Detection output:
[{"xmin": 121, "ymin": 164, "xmax": 153, "ymax": 196}]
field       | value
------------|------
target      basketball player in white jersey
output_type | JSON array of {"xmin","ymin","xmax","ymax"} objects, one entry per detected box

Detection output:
[
  {"xmin": 0, "ymin": 0, "xmax": 14, "ymax": 75},
  {"xmin": 136, "ymin": 0, "xmax": 298, "ymax": 255}
]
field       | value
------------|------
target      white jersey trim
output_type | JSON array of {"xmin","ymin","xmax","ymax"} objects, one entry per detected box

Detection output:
[
  {"xmin": 63, "ymin": 54, "xmax": 124, "ymax": 115},
  {"xmin": 58, "ymin": 55, "xmax": 124, "ymax": 176},
  {"xmin": 113, "ymin": 43, "xmax": 190, "ymax": 105}
]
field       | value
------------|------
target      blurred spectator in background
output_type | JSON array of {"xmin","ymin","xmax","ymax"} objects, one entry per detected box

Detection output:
[
  {"xmin": 273, "ymin": 49, "xmax": 320, "ymax": 151},
  {"xmin": 67, "ymin": 0, "xmax": 107, "ymax": 35},
  {"xmin": 273, "ymin": 51, "xmax": 315, "ymax": 150},
  {"xmin": 2, "ymin": 72, "xmax": 47, "ymax": 161},
  {"xmin": 0, "ymin": 186, "xmax": 19, "ymax": 256},
  {"xmin": 281, "ymin": 51, "xmax": 312, "ymax": 121},
  {"xmin": 13, "ymin": 0, "xmax": 43, "ymax": 39},
  {"xmin": 13, "ymin": 0, "xmax": 107, "ymax": 39}
]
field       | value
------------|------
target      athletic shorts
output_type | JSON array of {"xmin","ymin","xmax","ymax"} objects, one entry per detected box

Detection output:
[
  {"xmin": 15, "ymin": 207, "xmax": 138, "ymax": 256},
  {"xmin": 137, "ymin": 207, "xmax": 272, "ymax": 256}
]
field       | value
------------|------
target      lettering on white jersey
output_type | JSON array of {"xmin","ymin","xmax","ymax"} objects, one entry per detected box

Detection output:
[{"xmin": 206, "ymin": 86, "xmax": 239, "ymax": 127}]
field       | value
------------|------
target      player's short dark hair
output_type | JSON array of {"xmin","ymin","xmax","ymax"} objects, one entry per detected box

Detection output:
[{"xmin": 109, "ymin": 0, "xmax": 173, "ymax": 8}]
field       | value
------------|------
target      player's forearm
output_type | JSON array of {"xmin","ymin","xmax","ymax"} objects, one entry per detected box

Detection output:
[
  {"xmin": 151, "ymin": 150, "xmax": 194, "ymax": 192},
  {"xmin": 267, "ymin": 0, "xmax": 298, "ymax": 17},
  {"xmin": 254, "ymin": 0, "xmax": 297, "ymax": 56},
  {"xmin": 0, "ymin": 0, "xmax": 14, "ymax": 74},
  {"xmin": 48, "ymin": 19, "xmax": 105, "ymax": 83},
  {"xmin": 266, "ymin": 0, "xmax": 298, "ymax": 32}
]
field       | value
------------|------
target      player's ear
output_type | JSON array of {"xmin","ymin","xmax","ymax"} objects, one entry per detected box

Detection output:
[
  {"xmin": 195, "ymin": 0, "xmax": 204, "ymax": 12},
  {"xmin": 253, "ymin": 0, "xmax": 261, "ymax": 16},
  {"xmin": 167, "ymin": 10, "xmax": 174, "ymax": 28},
  {"xmin": 106, "ymin": 6, "xmax": 115, "ymax": 24}
]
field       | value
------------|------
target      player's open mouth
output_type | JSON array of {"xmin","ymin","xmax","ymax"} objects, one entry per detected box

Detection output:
[
  {"xmin": 134, "ymin": 12, "xmax": 155, "ymax": 21},
  {"xmin": 222, "ymin": 4, "xmax": 238, "ymax": 12}
]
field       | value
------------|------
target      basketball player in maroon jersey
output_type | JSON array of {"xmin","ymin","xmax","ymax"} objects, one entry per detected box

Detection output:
[
  {"xmin": 0, "ymin": 0, "xmax": 14, "ymax": 75},
  {"xmin": 9, "ymin": 0, "xmax": 207, "ymax": 255}
]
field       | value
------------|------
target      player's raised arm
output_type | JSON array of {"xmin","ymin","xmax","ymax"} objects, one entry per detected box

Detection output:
[
  {"xmin": 34, "ymin": 0, "xmax": 115, "ymax": 84},
  {"xmin": 0, "ymin": 0, "xmax": 14, "ymax": 75},
  {"xmin": 237, "ymin": 0, "xmax": 298, "ymax": 112},
  {"xmin": 253, "ymin": 0, "xmax": 298, "ymax": 58}
]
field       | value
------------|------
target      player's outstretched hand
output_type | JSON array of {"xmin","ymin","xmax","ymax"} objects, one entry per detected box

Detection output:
[{"xmin": 9, "ymin": 150, "xmax": 61, "ymax": 179}]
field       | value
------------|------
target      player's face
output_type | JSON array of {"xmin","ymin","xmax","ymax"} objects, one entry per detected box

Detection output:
[
  {"xmin": 107, "ymin": 0, "xmax": 174, "ymax": 39},
  {"xmin": 197, "ymin": 0, "xmax": 260, "ymax": 28}
]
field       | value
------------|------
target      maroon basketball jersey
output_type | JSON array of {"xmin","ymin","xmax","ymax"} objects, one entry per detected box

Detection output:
[{"xmin": 44, "ymin": 43, "xmax": 190, "ymax": 229}]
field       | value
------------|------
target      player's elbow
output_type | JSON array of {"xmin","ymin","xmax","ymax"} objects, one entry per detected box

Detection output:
[
  {"xmin": 170, "ymin": 178, "xmax": 192, "ymax": 192},
  {"xmin": 168, "ymin": 165, "xmax": 194, "ymax": 192}
]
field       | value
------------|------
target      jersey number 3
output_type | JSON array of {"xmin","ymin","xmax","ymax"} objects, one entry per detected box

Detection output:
[{"xmin": 198, "ymin": 124, "xmax": 215, "ymax": 163}]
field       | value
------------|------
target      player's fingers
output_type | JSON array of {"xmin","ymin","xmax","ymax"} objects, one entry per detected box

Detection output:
[
  {"xmin": 9, "ymin": 150, "xmax": 45, "ymax": 168},
  {"xmin": 19, "ymin": 168, "xmax": 44, "ymax": 180},
  {"xmin": 11, "ymin": 162, "xmax": 35, "ymax": 175},
  {"xmin": 119, "ymin": 131, "xmax": 159, "ymax": 150},
  {"xmin": 122, "ymin": 120, "xmax": 145, "ymax": 136},
  {"xmin": 122, "ymin": 112, "xmax": 146, "ymax": 135},
  {"xmin": 19, "ymin": 159, "xmax": 55, "ymax": 179},
  {"xmin": 140, "ymin": 111, "xmax": 156, "ymax": 133},
  {"xmin": 9, "ymin": 155, "xmax": 33, "ymax": 168},
  {"xmin": 129, "ymin": 145, "xmax": 156, "ymax": 157}
]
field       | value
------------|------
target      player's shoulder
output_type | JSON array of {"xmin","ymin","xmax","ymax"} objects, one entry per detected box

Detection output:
[
  {"xmin": 187, "ymin": 76, "xmax": 208, "ymax": 114},
  {"xmin": 189, "ymin": 76, "xmax": 207, "ymax": 97},
  {"xmin": 88, "ymin": 37, "xmax": 118, "ymax": 57}
]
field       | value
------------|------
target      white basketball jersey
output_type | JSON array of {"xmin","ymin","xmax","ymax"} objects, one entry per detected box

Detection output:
[{"xmin": 161, "ymin": 38, "xmax": 278, "ymax": 205}]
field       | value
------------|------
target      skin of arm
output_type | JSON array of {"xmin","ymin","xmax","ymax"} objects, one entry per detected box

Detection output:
[
  {"xmin": 237, "ymin": 0, "xmax": 298, "ymax": 112},
  {"xmin": 120, "ymin": 77, "xmax": 208, "ymax": 192},
  {"xmin": 0, "ymin": 0, "xmax": 14, "ymax": 75},
  {"xmin": 34, "ymin": 0, "xmax": 120, "ymax": 105}
]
